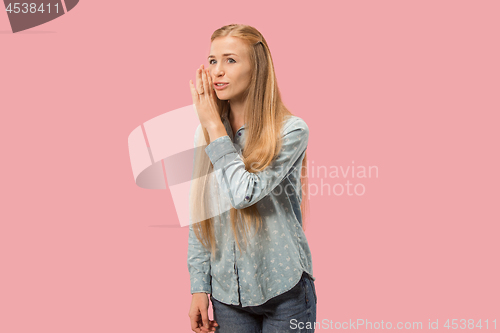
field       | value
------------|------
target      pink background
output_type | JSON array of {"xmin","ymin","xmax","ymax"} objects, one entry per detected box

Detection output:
[{"xmin": 1, "ymin": 0, "xmax": 499, "ymax": 332}]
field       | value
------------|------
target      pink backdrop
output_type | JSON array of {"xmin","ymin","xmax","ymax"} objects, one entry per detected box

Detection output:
[{"xmin": 1, "ymin": 0, "xmax": 499, "ymax": 331}]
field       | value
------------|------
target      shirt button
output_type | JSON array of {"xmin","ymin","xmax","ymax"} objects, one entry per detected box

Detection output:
[
  {"xmin": 245, "ymin": 196, "xmax": 250, "ymax": 200},
  {"xmin": 238, "ymin": 132, "xmax": 242, "ymax": 136}
]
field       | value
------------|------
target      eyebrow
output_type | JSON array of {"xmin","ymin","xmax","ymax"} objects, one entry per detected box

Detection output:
[{"xmin": 207, "ymin": 53, "xmax": 238, "ymax": 60}]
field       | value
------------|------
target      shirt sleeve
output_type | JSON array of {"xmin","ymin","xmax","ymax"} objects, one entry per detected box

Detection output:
[
  {"xmin": 204, "ymin": 117, "xmax": 309, "ymax": 210},
  {"xmin": 187, "ymin": 124, "xmax": 212, "ymax": 294}
]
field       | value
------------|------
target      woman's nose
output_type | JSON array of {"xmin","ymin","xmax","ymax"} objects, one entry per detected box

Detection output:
[{"xmin": 213, "ymin": 65, "xmax": 224, "ymax": 76}]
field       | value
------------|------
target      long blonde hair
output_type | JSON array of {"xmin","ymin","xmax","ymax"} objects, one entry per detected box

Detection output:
[{"xmin": 190, "ymin": 24, "xmax": 309, "ymax": 259}]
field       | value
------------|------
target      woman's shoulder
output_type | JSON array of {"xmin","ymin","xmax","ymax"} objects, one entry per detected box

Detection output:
[{"xmin": 283, "ymin": 115, "xmax": 309, "ymax": 134}]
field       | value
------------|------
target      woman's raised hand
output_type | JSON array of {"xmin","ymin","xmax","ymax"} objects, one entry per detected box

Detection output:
[{"xmin": 190, "ymin": 64, "xmax": 221, "ymax": 131}]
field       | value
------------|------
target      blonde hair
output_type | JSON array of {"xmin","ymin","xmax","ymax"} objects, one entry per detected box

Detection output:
[{"xmin": 190, "ymin": 24, "xmax": 309, "ymax": 259}]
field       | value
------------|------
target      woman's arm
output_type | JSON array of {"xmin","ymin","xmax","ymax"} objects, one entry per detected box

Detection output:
[
  {"xmin": 187, "ymin": 124, "xmax": 212, "ymax": 294},
  {"xmin": 187, "ymin": 223, "xmax": 212, "ymax": 294},
  {"xmin": 204, "ymin": 117, "xmax": 309, "ymax": 210}
]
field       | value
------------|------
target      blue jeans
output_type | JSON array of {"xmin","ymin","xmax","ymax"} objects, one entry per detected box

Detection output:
[{"xmin": 210, "ymin": 272, "xmax": 317, "ymax": 333}]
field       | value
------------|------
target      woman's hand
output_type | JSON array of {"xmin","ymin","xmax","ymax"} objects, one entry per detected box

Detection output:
[
  {"xmin": 188, "ymin": 292, "xmax": 218, "ymax": 333},
  {"xmin": 190, "ymin": 64, "xmax": 221, "ymax": 131}
]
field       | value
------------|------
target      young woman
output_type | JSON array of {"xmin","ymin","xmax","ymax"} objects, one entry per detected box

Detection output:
[{"xmin": 187, "ymin": 24, "xmax": 316, "ymax": 333}]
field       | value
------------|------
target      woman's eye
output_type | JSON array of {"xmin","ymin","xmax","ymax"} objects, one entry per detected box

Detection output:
[{"xmin": 209, "ymin": 58, "xmax": 236, "ymax": 65}]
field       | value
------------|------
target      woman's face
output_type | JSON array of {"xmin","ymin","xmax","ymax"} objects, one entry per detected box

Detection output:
[{"xmin": 208, "ymin": 36, "xmax": 253, "ymax": 103}]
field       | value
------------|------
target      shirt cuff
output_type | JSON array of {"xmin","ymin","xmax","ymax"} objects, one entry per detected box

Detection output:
[
  {"xmin": 190, "ymin": 274, "xmax": 212, "ymax": 294},
  {"xmin": 204, "ymin": 135, "xmax": 237, "ymax": 165}
]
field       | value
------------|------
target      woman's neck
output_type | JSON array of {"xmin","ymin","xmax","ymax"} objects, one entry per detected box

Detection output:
[
  {"xmin": 229, "ymin": 101, "xmax": 245, "ymax": 123},
  {"xmin": 228, "ymin": 101, "xmax": 245, "ymax": 132},
  {"xmin": 228, "ymin": 104, "xmax": 245, "ymax": 136}
]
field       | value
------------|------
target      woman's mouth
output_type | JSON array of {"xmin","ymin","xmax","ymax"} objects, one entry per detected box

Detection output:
[{"xmin": 214, "ymin": 83, "xmax": 229, "ymax": 90}]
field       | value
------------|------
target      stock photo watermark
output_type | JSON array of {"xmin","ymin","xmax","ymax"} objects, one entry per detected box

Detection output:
[
  {"xmin": 263, "ymin": 160, "xmax": 379, "ymax": 199},
  {"xmin": 128, "ymin": 104, "xmax": 381, "ymax": 226},
  {"xmin": 3, "ymin": 0, "xmax": 79, "ymax": 33},
  {"xmin": 290, "ymin": 318, "xmax": 498, "ymax": 330}
]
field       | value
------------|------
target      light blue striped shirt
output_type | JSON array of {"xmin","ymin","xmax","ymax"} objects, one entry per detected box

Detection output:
[{"xmin": 187, "ymin": 111, "xmax": 314, "ymax": 307}]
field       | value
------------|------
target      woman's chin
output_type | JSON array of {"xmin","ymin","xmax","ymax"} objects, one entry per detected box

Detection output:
[{"xmin": 216, "ymin": 94, "xmax": 230, "ymax": 101}]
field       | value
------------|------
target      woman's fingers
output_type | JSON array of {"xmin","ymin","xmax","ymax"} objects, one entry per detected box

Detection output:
[
  {"xmin": 191, "ymin": 65, "xmax": 219, "ymax": 129},
  {"xmin": 201, "ymin": 67, "xmax": 209, "ymax": 99},
  {"xmin": 189, "ymin": 80, "xmax": 199, "ymax": 104},
  {"xmin": 206, "ymin": 69, "xmax": 214, "ymax": 98},
  {"xmin": 203, "ymin": 69, "xmax": 210, "ymax": 98},
  {"xmin": 207, "ymin": 70, "xmax": 218, "ymax": 104},
  {"xmin": 196, "ymin": 65, "xmax": 203, "ymax": 94}
]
